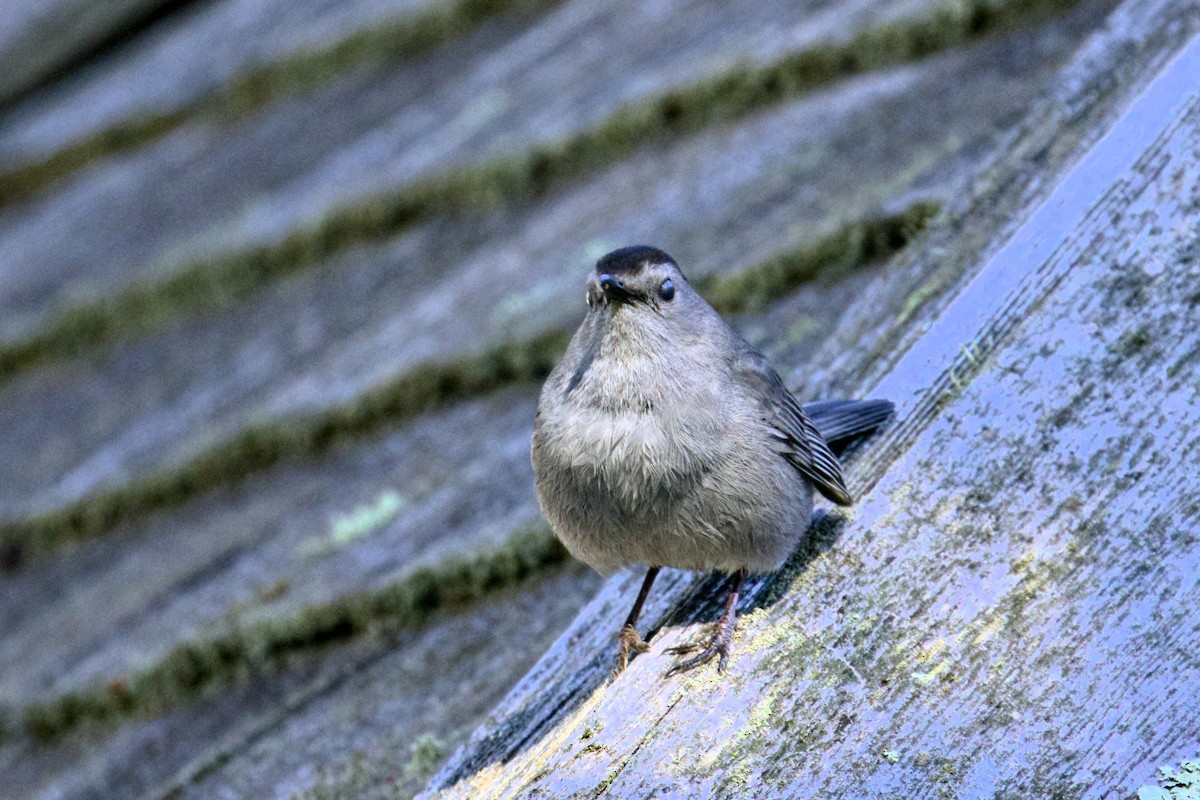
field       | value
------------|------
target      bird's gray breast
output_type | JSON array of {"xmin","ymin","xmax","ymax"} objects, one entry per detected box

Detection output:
[
  {"xmin": 534, "ymin": 398, "xmax": 711, "ymax": 522},
  {"xmin": 530, "ymin": 346, "xmax": 730, "ymax": 571}
]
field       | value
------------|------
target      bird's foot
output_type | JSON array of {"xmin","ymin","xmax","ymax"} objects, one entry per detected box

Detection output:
[
  {"xmin": 664, "ymin": 615, "xmax": 737, "ymax": 677},
  {"xmin": 664, "ymin": 624, "xmax": 715, "ymax": 656},
  {"xmin": 610, "ymin": 623, "xmax": 652, "ymax": 680}
]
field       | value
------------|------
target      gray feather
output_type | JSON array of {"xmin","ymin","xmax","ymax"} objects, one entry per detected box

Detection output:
[
  {"xmin": 803, "ymin": 399, "xmax": 895, "ymax": 448},
  {"xmin": 730, "ymin": 338, "xmax": 853, "ymax": 506}
]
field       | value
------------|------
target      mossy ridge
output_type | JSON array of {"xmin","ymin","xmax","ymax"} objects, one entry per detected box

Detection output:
[
  {"xmin": 700, "ymin": 202, "xmax": 940, "ymax": 315},
  {"xmin": 0, "ymin": 329, "xmax": 568, "ymax": 569},
  {"xmin": 0, "ymin": 201, "xmax": 934, "ymax": 568},
  {"xmin": 0, "ymin": 0, "xmax": 561, "ymax": 210},
  {"xmin": 0, "ymin": 0, "xmax": 1080, "ymax": 382},
  {"xmin": 16, "ymin": 525, "xmax": 568, "ymax": 742},
  {"xmin": 0, "ymin": 163, "xmax": 521, "ymax": 381}
]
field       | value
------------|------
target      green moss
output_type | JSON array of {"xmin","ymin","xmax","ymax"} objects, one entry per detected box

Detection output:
[
  {"xmin": 294, "ymin": 754, "xmax": 382, "ymax": 800},
  {"xmin": 220, "ymin": 0, "xmax": 558, "ymax": 118},
  {"xmin": 1166, "ymin": 345, "xmax": 1200, "ymax": 382},
  {"xmin": 700, "ymin": 203, "xmax": 939, "ymax": 314},
  {"xmin": 403, "ymin": 732, "xmax": 449, "ymax": 782},
  {"xmin": 0, "ymin": 0, "xmax": 1080, "ymax": 381},
  {"xmin": 20, "ymin": 526, "xmax": 568, "ymax": 741},
  {"xmin": 0, "ymin": 0, "xmax": 562, "ymax": 210},
  {"xmin": 0, "ymin": 108, "xmax": 192, "ymax": 210},
  {"xmin": 0, "ymin": 329, "xmax": 568, "ymax": 568},
  {"xmin": 897, "ymin": 274, "xmax": 947, "ymax": 325},
  {"xmin": 1112, "ymin": 325, "xmax": 1152, "ymax": 358},
  {"xmin": 301, "ymin": 489, "xmax": 407, "ymax": 556}
]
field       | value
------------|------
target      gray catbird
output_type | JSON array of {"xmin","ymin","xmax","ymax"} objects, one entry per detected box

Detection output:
[{"xmin": 531, "ymin": 246, "xmax": 892, "ymax": 676}]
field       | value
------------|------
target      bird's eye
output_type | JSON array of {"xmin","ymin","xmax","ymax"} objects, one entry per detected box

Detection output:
[{"xmin": 658, "ymin": 279, "xmax": 675, "ymax": 301}]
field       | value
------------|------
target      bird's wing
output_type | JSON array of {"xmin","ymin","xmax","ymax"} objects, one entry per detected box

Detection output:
[{"xmin": 730, "ymin": 339, "xmax": 853, "ymax": 506}]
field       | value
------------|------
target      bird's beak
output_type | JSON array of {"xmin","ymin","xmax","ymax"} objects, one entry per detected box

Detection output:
[{"xmin": 598, "ymin": 273, "xmax": 638, "ymax": 304}]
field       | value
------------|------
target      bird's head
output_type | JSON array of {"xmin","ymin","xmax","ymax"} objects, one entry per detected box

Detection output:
[{"xmin": 586, "ymin": 245, "xmax": 691, "ymax": 321}]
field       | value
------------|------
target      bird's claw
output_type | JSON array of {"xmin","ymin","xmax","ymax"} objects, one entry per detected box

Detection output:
[
  {"xmin": 664, "ymin": 621, "xmax": 734, "ymax": 677},
  {"xmin": 664, "ymin": 627, "xmax": 711, "ymax": 656},
  {"xmin": 610, "ymin": 623, "xmax": 652, "ymax": 680}
]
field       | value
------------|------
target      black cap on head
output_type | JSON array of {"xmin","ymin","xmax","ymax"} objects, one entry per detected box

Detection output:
[{"xmin": 595, "ymin": 245, "xmax": 678, "ymax": 277}]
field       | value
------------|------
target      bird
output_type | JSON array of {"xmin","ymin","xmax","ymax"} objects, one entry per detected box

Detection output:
[{"xmin": 530, "ymin": 245, "xmax": 892, "ymax": 676}]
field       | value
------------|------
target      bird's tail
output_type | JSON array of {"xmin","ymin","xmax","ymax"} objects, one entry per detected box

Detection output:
[{"xmin": 802, "ymin": 399, "xmax": 894, "ymax": 449}]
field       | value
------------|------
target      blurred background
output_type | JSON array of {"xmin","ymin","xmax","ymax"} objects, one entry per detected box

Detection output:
[{"xmin": 1, "ymin": 0, "xmax": 1193, "ymax": 798}]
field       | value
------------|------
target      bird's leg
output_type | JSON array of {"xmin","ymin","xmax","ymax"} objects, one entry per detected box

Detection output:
[
  {"xmin": 665, "ymin": 569, "xmax": 747, "ymax": 676},
  {"xmin": 611, "ymin": 566, "xmax": 661, "ymax": 678}
]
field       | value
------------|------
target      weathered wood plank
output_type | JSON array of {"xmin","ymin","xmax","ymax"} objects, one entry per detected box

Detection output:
[
  {"xmin": 1, "ymin": 566, "xmax": 601, "ymax": 800},
  {"xmin": 0, "ymin": 0, "xmax": 438, "ymax": 160},
  {"xmin": 422, "ymin": 7, "xmax": 1200, "ymax": 798},
  {"xmin": 0, "ymin": 388, "xmax": 546, "ymax": 704}
]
